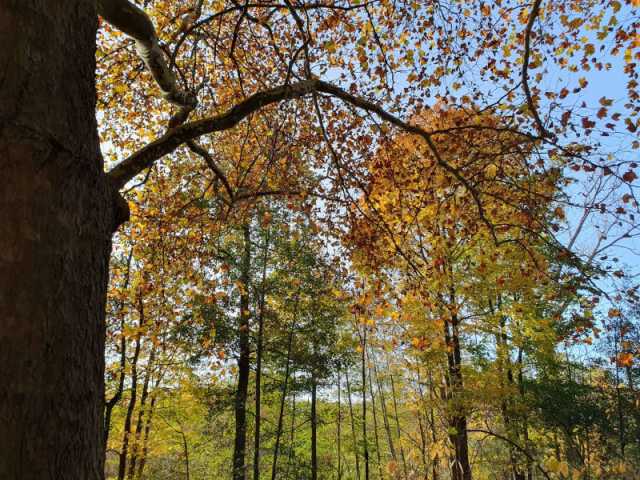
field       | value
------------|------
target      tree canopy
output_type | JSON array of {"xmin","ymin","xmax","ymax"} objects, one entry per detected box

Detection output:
[{"xmin": 4, "ymin": 0, "xmax": 640, "ymax": 479}]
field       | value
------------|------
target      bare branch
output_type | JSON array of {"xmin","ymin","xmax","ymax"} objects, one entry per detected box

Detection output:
[
  {"xmin": 468, "ymin": 429, "xmax": 551, "ymax": 480},
  {"xmin": 186, "ymin": 139, "xmax": 234, "ymax": 202}
]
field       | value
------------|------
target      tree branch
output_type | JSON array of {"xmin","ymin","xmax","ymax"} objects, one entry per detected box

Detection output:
[
  {"xmin": 107, "ymin": 76, "xmax": 497, "ymax": 245},
  {"xmin": 468, "ymin": 429, "xmax": 551, "ymax": 480},
  {"xmin": 186, "ymin": 139, "xmax": 234, "ymax": 203},
  {"xmin": 522, "ymin": 0, "xmax": 549, "ymax": 138},
  {"xmin": 98, "ymin": 0, "xmax": 196, "ymax": 114},
  {"xmin": 107, "ymin": 79, "xmax": 321, "ymax": 189}
]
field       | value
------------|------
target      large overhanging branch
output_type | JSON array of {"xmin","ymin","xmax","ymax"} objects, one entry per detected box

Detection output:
[
  {"xmin": 98, "ymin": 0, "xmax": 196, "ymax": 115},
  {"xmin": 107, "ymin": 80, "xmax": 322, "ymax": 189},
  {"xmin": 99, "ymin": 0, "xmax": 520, "ymax": 236},
  {"xmin": 108, "ymin": 78, "xmax": 497, "ymax": 236}
]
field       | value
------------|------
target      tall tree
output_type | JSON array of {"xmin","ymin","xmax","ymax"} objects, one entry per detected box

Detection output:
[
  {"xmin": 3, "ymin": 0, "xmax": 639, "ymax": 477},
  {"xmin": 233, "ymin": 224, "xmax": 252, "ymax": 480},
  {"xmin": 0, "ymin": 2, "xmax": 125, "ymax": 477}
]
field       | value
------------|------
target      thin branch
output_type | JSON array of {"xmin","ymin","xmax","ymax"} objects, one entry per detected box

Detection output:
[
  {"xmin": 468, "ymin": 429, "xmax": 551, "ymax": 480},
  {"xmin": 186, "ymin": 140, "xmax": 234, "ymax": 202},
  {"xmin": 108, "ymin": 80, "xmax": 321, "ymax": 188},
  {"xmin": 522, "ymin": 0, "xmax": 549, "ymax": 138}
]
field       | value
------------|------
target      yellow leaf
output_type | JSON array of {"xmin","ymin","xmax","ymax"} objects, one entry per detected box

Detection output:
[{"xmin": 485, "ymin": 163, "xmax": 498, "ymax": 179}]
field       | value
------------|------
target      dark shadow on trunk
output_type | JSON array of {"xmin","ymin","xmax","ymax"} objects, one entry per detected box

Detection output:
[{"xmin": 0, "ymin": 2, "xmax": 127, "ymax": 478}]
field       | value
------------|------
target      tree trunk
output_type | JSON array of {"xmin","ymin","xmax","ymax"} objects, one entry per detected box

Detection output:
[
  {"xmin": 270, "ymin": 302, "xmax": 297, "ymax": 480},
  {"xmin": 127, "ymin": 345, "xmax": 156, "ymax": 479},
  {"xmin": 428, "ymin": 372, "xmax": 440, "ymax": 480},
  {"xmin": 234, "ymin": 224, "xmax": 252, "ymax": 480},
  {"xmin": 345, "ymin": 369, "xmax": 361, "ymax": 480},
  {"xmin": 284, "ymin": 388, "xmax": 297, "ymax": 480},
  {"xmin": 254, "ymin": 227, "xmax": 270, "ymax": 480},
  {"xmin": 416, "ymin": 371, "xmax": 430, "ymax": 480},
  {"xmin": 0, "ymin": 2, "xmax": 126, "ymax": 478},
  {"xmin": 180, "ymin": 427, "xmax": 191, "ymax": 480},
  {"xmin": 361, "ymin": 328, "xmax": 369, "ymax": 480},
  {"xmin": 372, "ymin": 357, "xmax": 397, "ymax": 466},
  {"xmin": 367, "ymin": 360, "xmax": 384, "ymax": 479},
  {"xmin": 135, "ymin": 392, "xmax": 157, "ymax": 480},
  {"xmin": 105, "ymin": 249, "xmax": 133, "ymax": 448},
  {"xmin": 337, "ymin": 369, "xmax": 343, "ymax": 480},
  {"xmin": 443, "ymin": 314, "xmax": 472, "ymax": 480},
  {"xmin": 388, "ymin": 369, "xmax": 409, "ymax": 480},
  {"xmin": 118, "ymin": 298, "xmax": 144, "ymax": 480},
  {"xmin": 495, "ymin": 314, "xmax": 523, "ymax": 480},
  {"xmin": 311, "ymin": 372, "xmax": 318, "ymax": 480}
]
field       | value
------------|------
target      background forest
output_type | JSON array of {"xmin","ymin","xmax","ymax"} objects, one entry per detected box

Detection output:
[{"xmin": 91, "ymin": 0, "xmax": 640, "ymax": 479}]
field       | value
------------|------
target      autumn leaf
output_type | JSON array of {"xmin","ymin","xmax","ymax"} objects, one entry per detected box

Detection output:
[
  {"xmin": 622, "ymin": 170, "xmax": 638, "ymax": 183},
  {"xmin": 618, "ymin": 352, "xmax": 634, "ymax": 367}
]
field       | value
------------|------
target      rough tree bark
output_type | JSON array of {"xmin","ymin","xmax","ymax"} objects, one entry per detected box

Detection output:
[{"xmin": 0, "ymin": 1, "xmax": 126, "ymax": 478}]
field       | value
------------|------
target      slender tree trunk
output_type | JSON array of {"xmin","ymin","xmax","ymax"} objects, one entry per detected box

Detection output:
[
  {"xmin": 234, "ymin": 224, "xmax": 252, "ymax": 480},
  {"xmin": 416, "ymin": 371, "xmax": 430, "ymax": 480},
  {"xmin": 180, "ymin": 428, "xmax": 191, "ymax": 480},
  {"xmin": 137, "ymin": 350, "xmax": 168, "ymax": 480},
  {"xmin": 311, "ymin": 371, "xmax": 318, "ymax": 480},
  {"xmin": 105, "ymin": 249, "xmax": 134, "ymax": 447},
  {"xmin": 118, "ymin": 297, "xmax": 144, "ymax": 480},
  {"xmin": 442, "ymin": 314, "xmax": 472, "ymax": 480},
  {"xmin": 105, "ymin": 329, "xmax": 127, "ymax": 448},
  {"xmin": 135, "ymin": 392, "xmax": 157, "ymax": 480},
  {"xmin": 346, "ymin": 369, "xmax": 362, "ymax": 480},
  {"xmin": 367, "ymin": 361, "xmax": 384, "ymax": 480},
  {"xmin": 418, "ymin": 412, "xmax": 429, "ymax": 479},
  {"xmin": 285, "ymin": 387, "xmax": 297, "ymax": 480},
  {"xmin": 495, "ymin": 314, "xmax": 523, "ymax": 480},
  {"xmin": 516, "ymin": 347, "xmax": 531, "ymax": 480},
  {"xmin": 361, "ymin": 328, "xmax": 370, "ymax": 480},
  {"xmin": 127, "ymin": 345, "xmax": 156, "ymax": 479},
  {"xmin": 388, "ymin": 370, "xmax": 409, "ymax": 480},
  {"xmin": 428, "ymin": 372, "xmax": 440, "ymax": 480},
  {"xmin": 254, "ymin": 228, "xmax": 270, "ymax": 480},
  {"xmin": 0, "ymin": 1, "xmax": 125, "ymax": 478},
  {"xmin": 372, "ymin": 358, "xmax": 397, "ymax": 465},
  {"xmin": 337, "ymin": 369, "xmax": 343, "ymax": 480},
  {"xmin": 271, "ymin": 304, "xmax": 297, "ymax": 480},
  {"xmin": 253, "ymin": 308, "xmax": 264, "ymax": 480}
]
